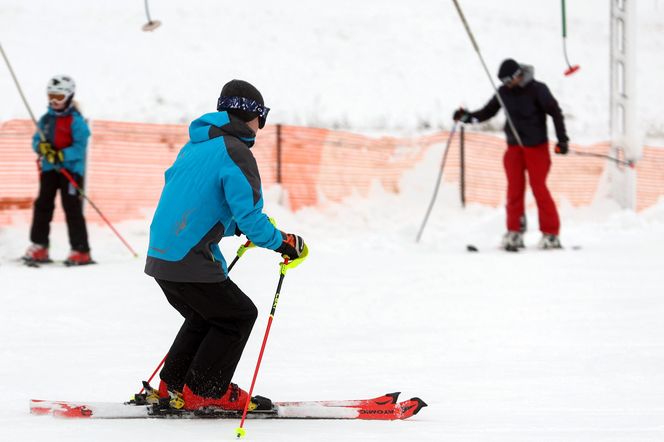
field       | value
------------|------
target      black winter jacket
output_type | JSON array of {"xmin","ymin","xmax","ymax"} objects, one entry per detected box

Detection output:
[{"xmin": 469, "ymin": 65, "xmax": 568, "ymax": 147}]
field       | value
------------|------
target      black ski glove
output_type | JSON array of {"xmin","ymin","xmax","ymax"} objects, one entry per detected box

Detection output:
[
  {"xmin": 452, "ymin": 108, "xmax": 471, "ymax": 123},
  {"xmin": 555, "ymin": 141, "xmax": 569, "ymax": 155},
  {"xmin": 275, "ymin": 232, "xmax": 306, "ymax": 260}
]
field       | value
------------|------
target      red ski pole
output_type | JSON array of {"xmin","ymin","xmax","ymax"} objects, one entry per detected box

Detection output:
[
  {"xmin": 236, "ymin": 259, "xmax": 289, "ymax": 439},
  {"xmin": 236, "ymin": 247, "xmax": 308, "ymax": 439}
]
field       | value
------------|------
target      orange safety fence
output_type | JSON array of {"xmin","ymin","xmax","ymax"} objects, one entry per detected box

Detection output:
[{"xmin": 1, "ymin": 119, "xmax": 663, "ymax": 226}]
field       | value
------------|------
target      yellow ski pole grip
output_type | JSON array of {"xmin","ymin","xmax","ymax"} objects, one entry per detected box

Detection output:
[{"xmin": 280, "ymin": 244, "xmax": 309, "ymax": 275}]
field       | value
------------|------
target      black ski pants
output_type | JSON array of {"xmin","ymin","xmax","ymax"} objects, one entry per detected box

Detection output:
[
  {"xmin": 156, "ymin": 278, "xmax": 258, "ymax": 398},
  {"xmin": 30, "ymin": 170, "xmax": 90, "ymax": 252}
]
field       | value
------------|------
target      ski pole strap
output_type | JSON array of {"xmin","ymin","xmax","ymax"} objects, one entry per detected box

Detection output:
[{"xmin": 279, "ymin": 244, "xmax": 309, "ymax": 275}]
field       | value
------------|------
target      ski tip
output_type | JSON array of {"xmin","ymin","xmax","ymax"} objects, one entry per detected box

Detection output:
[
  {"xmin": 408, "ymin": 397, "xmax": 428, "ymax": 415},
  {"xmin": 385, "ymin": 392, "xmax": 400, "ymax": 404},
  {"xmin": 235, "ymin": 427, "xmax": 246, "ymax": 438},
  {"xmin": 396, "ymin": 397, "xmax": 428, "ymax": 420}
]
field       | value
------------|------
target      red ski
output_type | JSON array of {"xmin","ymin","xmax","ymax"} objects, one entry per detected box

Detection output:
[{"xmin": 30, "ymin": 392, "xmax": 426, "ymax": 420}]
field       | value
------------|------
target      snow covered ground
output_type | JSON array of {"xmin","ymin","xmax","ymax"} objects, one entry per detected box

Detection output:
[
  {"xmin": 2, "ymin": 1, "xmax": 664, "ymax": 441},
  {"xmin": 1, "ymin": 179, "xmax": 664, "ymax": 441}
]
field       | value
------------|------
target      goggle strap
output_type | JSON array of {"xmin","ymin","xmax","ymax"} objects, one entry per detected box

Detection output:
[
  {"xmin": 217, "ymin": 96, "xmax": 269, "ymax": 118},
  {"xmin": 501, "ymin": 68, "xmax": 523, "ymax": 85}
]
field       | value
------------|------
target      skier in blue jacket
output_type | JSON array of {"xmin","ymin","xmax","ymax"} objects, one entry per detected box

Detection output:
[
  {"xmin": 145, "ymin": 80, "xmax": 306, "ymax": 411},
  {"xmin": 23, "ymin": 75, "xmax": 93, "ymax": 265}
]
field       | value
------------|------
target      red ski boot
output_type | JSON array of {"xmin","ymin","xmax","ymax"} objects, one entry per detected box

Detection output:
[
  {"xmin": 23, "ymin": 244, "xmax": 51, "ymax": 263},
  {"xmin": 182, "ymin": 383, "xmax": 250, "ymax": 411},
  {"xmin": 64, "ymin": 250, "xmax": 95, "ymax": 266}
]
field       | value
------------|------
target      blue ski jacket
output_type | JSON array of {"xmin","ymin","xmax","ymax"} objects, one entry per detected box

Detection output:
[
  {"xmin": 145, "ymin": 111, "xmax": 283, "ymax": 282},
  {"xmin": 32, "ymin": 106, "xmax": 90, "ymax": 176}
]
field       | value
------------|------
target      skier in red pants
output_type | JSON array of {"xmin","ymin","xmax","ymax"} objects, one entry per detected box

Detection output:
[{"xmin": 453, "ymin": 58, "xmax": 569, "ymax": 250}]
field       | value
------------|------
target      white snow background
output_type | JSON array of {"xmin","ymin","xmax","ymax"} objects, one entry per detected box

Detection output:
[{"xmin": 1, "ymin": 0, "xmax": 664, "ymax": 441}]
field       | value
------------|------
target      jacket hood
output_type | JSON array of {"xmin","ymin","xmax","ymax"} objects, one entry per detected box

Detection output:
[
  {"xmin": 189, "ymin": 111, "xmax": 256, "ymax": 147},
  {"xmin": 518, "ymin": 64, "xmax": 535, "ymax": 87}
]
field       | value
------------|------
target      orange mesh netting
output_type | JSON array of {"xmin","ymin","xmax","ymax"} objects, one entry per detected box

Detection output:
[{"xmin": 1, "ymin": 119, "xmax": 662, "ymax": 225}]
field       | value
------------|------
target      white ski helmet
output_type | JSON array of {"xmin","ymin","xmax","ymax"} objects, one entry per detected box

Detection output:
[{"xmin": 47, "ymin": 75, "xmax": 76, "ymax": 99}]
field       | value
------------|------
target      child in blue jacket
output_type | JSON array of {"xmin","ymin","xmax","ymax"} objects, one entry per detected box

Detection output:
[{"xmin": 23, "ymin": 75, "xmax": 93, "ymax": 265}]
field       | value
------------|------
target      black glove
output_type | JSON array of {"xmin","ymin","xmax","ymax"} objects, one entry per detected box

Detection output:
[
  {"xmin": 275, "ymin": 232, "xmax": 306, "ymax": 260},
  {"xmin": 39, "ymin": 142, "xmax": 64, "ymax": 164},
  {"xmin": 452, "ymin": 108, "xmax": 471, "ymax": 123},
  {"xmin": 555, "ymin": 141, "xmax": 569, "ymax": 155}
]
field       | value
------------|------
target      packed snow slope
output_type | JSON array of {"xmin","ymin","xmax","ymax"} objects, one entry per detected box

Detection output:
[
  {"xmin": 1, "ymin": 1, "xmax": 664, "ymax": 441},
  {"xmin": 1, "ymin": 177, "xmax": 664, "ymax": 441},
  {"xmin": 1, "ymin": 0, "xmax": 664, "ymax": 142}
]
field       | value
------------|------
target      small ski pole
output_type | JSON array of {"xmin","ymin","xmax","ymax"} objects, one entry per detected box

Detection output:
[
  {"xmin": 415, "ymin": 122, "xmax": 459, "ymax": 243},
  {"xmin": 571, "ymin": 150, "xmax": 634, "ymax": 168},
  {"xmin": 451, "ymin": 0, "xmax": 523, "ymax": 147},
  {"xmin": 236, "ymin": 247, "xmax": 308, "ymax": 439},
  {"xmin": 561, "ymin": 0, "xmax": 580, "ymax": 76}
]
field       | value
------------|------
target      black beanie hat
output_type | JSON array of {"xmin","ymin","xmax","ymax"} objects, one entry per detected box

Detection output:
[
  {"xmin": 217, "ymin": 79, "xmax": 264, "ymax": 123},
  {"xmin": 497, "ymin": 59, "xmax": 521, "ymax": 80}
]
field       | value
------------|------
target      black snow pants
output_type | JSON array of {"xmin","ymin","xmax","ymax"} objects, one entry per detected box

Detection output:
[
  {"xmin": 156, "ymin": 278, "xmax": 258, "ymax": 398},
  {"xmin": 30, "ymin": 170, "xmax": 90, "ymax": 252}
]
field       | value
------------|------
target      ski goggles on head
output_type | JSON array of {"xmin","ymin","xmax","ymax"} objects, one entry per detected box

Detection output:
[
  {"xmin": 500, "ymin": 68, "xmax": 523, "ymax": 86},
  {"xmin": 217, "ymin": 96, "xmax": 270, "ymax": 129}
]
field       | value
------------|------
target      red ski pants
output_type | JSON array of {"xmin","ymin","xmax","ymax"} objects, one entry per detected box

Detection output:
[{"xmin": 503, "ymin": 143, "xmax": 560, "ymax": 235}]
